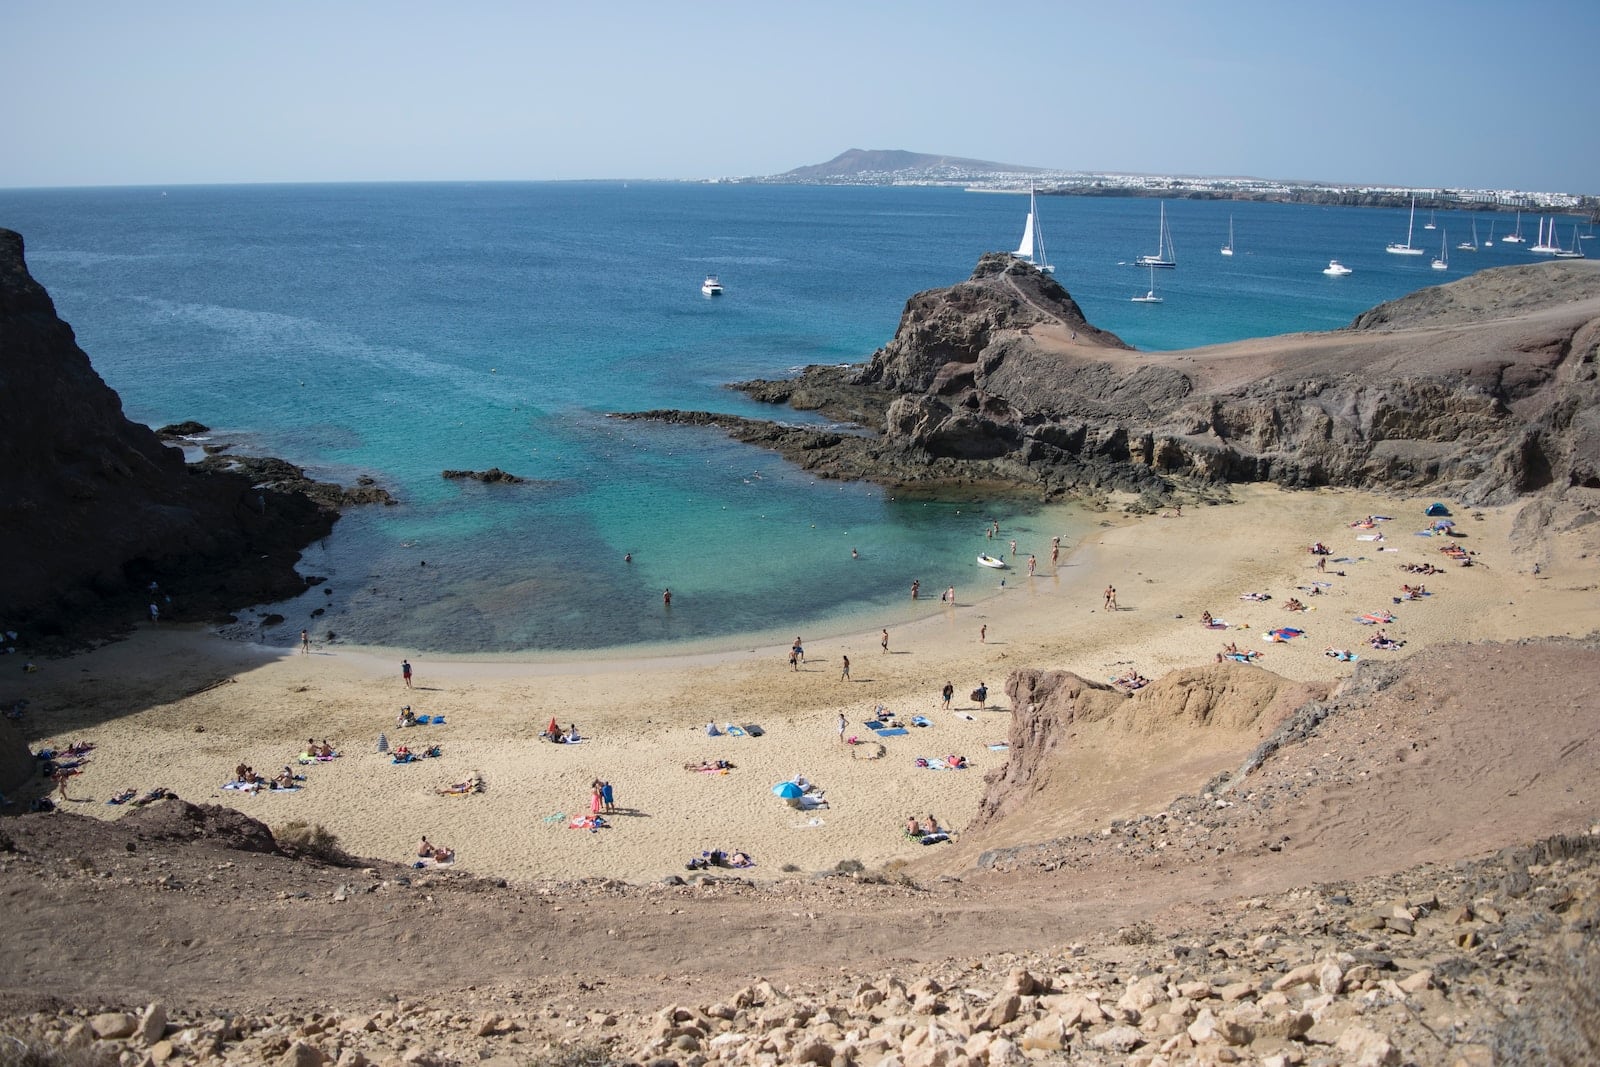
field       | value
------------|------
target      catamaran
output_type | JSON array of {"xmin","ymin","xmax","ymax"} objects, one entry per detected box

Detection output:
[
  {"xmin": 1386, "ymin": 197, "xmax": 1425, "ymax": 255},
  {"xmin": 1530, "ymin": 217, "xmax": 1561, "ymax": 255},
  {"xmin": 1554, "ymin": 224, "xmax": 1587, "ymax": 259},
  {"xmin": 1220, "ymin": 215, "xmax": 1234, "ymax": 256},
  {"xmin": 1136, "ymin": 202, "xmax": 1177, "ymax": 269},
  {"xmin": 1011, "ymin": 188, "xmax": 1054, "ymax": 273}
]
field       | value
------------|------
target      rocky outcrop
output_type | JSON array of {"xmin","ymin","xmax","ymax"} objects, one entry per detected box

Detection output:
[
  {"xmin": 636, "ymin": 255, "xmax": 1600, "ymax": 506},
  {"xmin": 0, "ymin": 229, "xmax": 353, "ymax": 638},
  {"xmin": 442, "ymin": 467, "xmax": 526, "ymax": 484}
]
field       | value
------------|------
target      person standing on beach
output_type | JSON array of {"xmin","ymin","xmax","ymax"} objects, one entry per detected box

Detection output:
[
  {"xmin": 837, "ymin": 711, "xmax": 847, "ymax": 742},
  {"xmin": 946, "ymin": 586, "xmax": 955, "ymax": 606},
  {"xmin": 941, "ymin": 681, "xmax": 954, "ymax": 709},
  {"xmin": 793, "ymin": 637, "xmax": 805, "ymax": 664},
  {"xmin": 973, "ymin": 682, "xmax": 988, "ymax": 708},
  {"xmin": 1027, "ymin": 554, "xmax": 1036, "ymax": 576},
  {"xmin": 601, "ymin": 780, "xmax": 615, "ymax": 813},
  {"xmin": 300, "ymin": 629, "xmax": 310, "ymax": 654},
  {"xmin": 402, "ymin": 659, "xmax": 413, "ymax": 688},
  {"xmin": 880, "ymin": 629, "xmax": 889, "ymax": 654},
  {"xmin": 980, "ymin": 624, "xmax": 987, "ymax": 644},
  {"xmin": 911, "ymin": 579, "xmax": 919, "ymax": 600},
  {"xmin": 789, "ymin": 646, "xmax": 800, "ymax": 671},
  {"xmin": 1107, "ymin": 586, "xmax": 1118, "ymax": 610},
  {"xmin": 1009, "ymin": 539, "xmax": 1017, "ymax": 558},
  {"xmin": 1051, "ymin": 543, "xmax": 1060, "ymax": 568},
  {"xmin": 840, "ymin": 655, "xmax": 851, "ymax": 681}
]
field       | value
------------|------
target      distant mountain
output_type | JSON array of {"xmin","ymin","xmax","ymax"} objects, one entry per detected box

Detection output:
[{"xmin": 776, "ymin": 149, "xmax": 1044, "ymax": 182}]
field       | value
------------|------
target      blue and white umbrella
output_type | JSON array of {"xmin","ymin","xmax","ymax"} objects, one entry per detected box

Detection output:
[{"xmin": 771, "ymin": 781, "xmax": 804, "ymax": 799}]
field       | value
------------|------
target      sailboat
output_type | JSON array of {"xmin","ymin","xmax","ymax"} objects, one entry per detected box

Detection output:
[
  {"xmin": 1530, "ymin": 217, "xmax": 1561, "ymax": 255},
  {"xmin": 1501, "ymin": 211, "xmax": 1526, "ymax": 244},
  {"xmin": 1484, "ymin": 218, "xmax": 1496, "ymax": 246},
  {"xmin": 1457, "ymin": 219, "xmax": 1479, "ymax": 252},
  {"xmin": 1131, "ymin": 263, "xmax": 1163, "ymax": 303},
  {"xmin": 1220, "ymin": 215, "xmax": 1235, "ymax": 256},
  {"xmin": 1136, "ymin": 202, "xmax": 1177, "ymax": 269},
  {"xmin": 1386, "ymin": 196, "xmax": 1425, "ymax": 255},
  {"xmin": 1554, "ymin": 224, "xmax": 1587, "ymax": 259},
  {"xmin": 1431, "ymin": 229, "xmax": 1449, "ymax": 270},
  {"xmin": 1424, "ymin": 208, "xmax": 1437, "ymax": 230},
  {"xmin": 1011, "ymin": 188, "xmax": 1054, "ymax": 273}
]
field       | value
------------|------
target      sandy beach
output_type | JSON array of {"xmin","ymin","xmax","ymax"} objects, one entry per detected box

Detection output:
[{"xmin": 15, "ymin": 485, "xmax": 1592, "ymax": 884}]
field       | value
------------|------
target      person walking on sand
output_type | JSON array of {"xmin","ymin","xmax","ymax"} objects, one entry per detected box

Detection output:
[
  {"xmin": 880, "ymin": 629, "xmax": 889, "ymax": 654},
  {"xmin": 941, "ymin": 681, "xmax": 954, "ymax": 710},
  {"xmin": 300, "ymin": 629, "xmax": 310, "ymax": 654},
  {"xmin": 840, "ymin": 655, "xmax": 851, "ymax": 681},
  {"xmin": 837, "ymin": 711, "xmax": 847, "ymax": 742},
  {"xmin": 1027, "ymin": 554, "xmax": 1036, "ymax": 576},
  {"xmin": 980, "ymin": 624, "xmax": 987, "ymax": 643},
  {"xmin": 402, "ymin": 659, "xmax": 413, "ymax": 688},
  {"xmin": 1108, "ymin": 586, "xmax": 1118, "ymax": 610},
  {"xmin": 793, "ymin": 637, "xmax": 805, "ymax": 663},
  {"xmin": 945, "ymin": 586, "xmax": 955, "ymax": 606},
  {"xmin": 973, "ymin": 681, "xmax": 988, "ymax": 708},
  {"xmin": 789, "ymin": 646, "xmax": 800, "ymax": 671}
]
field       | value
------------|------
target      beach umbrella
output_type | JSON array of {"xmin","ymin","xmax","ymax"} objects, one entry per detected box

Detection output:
[{"xmin": 772, "ymin": 781, "xmax": 804, "ymax": 799}]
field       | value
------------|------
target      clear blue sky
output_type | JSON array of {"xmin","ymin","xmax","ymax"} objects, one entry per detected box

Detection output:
[{"xmin": 4, "ymin": 0, "xmax": 1596, "ymax": 192}]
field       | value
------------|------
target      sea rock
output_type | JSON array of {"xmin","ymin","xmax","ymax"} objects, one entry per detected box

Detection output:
[{"xmin": 441, "ymin": 467, "xmax": 526, "ymax": 484}]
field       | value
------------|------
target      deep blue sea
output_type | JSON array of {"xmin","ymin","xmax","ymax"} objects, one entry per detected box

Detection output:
[{"xmin": 0, "ymin": 182, "xmax": 1532, "ymax": 653}]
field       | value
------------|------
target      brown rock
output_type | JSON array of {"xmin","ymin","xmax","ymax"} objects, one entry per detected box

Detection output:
[{"xmin": 90, "ymin": 1012, "xmax": 138, "ymax": 1040}]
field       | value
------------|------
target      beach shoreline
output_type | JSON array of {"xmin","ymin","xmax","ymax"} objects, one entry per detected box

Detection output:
[{"xmin": 14, "ymin": 484, "xmax": 1591, "ymax": 888}]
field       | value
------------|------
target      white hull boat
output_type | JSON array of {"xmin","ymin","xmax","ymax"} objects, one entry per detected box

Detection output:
[
  {"xmin": 1011, "ymin": 188, "xmax": 1054, "ymax": 273},
  {"xmin": 1135, "ymin": 202, "xmax": 1177, "ymax": 268},
  {"xmin": 977, "ymin": 554, "xmax": 1008, "ymax": 569},
  {"xmin": 1323, "ymin": 260, "xmax": 1353, "ymax": 276},
  {"xmin": 1386, "ymin": 196, "xmax": 1425, "ymax": 255},
  {"xmin": 701, "ymin": 275, "xmax": 724, "ymax": 296}
]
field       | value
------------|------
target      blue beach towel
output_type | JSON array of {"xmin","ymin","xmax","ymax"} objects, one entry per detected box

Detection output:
[{"xmin": 724, "ymin": 724, "xmax": 746, "ymax": 737}]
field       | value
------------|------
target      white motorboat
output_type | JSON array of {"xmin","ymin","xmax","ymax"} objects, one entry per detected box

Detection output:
[
  {"xmin": 1323, "ymin": 260, "xmax": 1353, "ymax": 276},
  {"xmin": 977, "ymin": 554, "xmax": 1008, "ymax": 569},
  {"xmin": 1135, "ymin": 202, "xmax": 1177, "ymax": 268},
  {"xmin": 1011, "ymin": 187, "xmax": 1054, "ymax": 273},
  {"xmin": 701, "ymin": 275, "xmax": 724, "ymax": 296},
  {"xmin": 1386, "ymin": 196, "xmax": 1425, "ymax": 255}
]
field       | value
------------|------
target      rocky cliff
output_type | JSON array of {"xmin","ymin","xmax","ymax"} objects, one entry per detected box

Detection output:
[
  {"xmin": 0, "ymin": 229, "xmax": 341, "ymax": 638},
  {"xmin": 657, "ymin": 254, "xmax": 1600, "ymax": 505}
]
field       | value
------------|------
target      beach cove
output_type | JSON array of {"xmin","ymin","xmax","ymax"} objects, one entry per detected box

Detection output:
[{"xmin": 20, "ymin": 485, "xmax": 1590, "ymax": 885}]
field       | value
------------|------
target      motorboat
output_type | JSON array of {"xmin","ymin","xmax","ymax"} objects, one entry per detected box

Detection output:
[
  {"xmin": 977, "ymin": 554, "xmax": 1008, "ymax": 569},
  {"xmin": 1323, "ymin": 260, "xmax": 1353, "ymax": 276},
  {"xmin": 701, "ymin": 275, "xmax": 724, "ymax": 296}
]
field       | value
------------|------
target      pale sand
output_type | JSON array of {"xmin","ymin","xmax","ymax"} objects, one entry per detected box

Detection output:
[{"xmin": 19, "ymin": 486, "xmax": 1592, "ymax": 884}]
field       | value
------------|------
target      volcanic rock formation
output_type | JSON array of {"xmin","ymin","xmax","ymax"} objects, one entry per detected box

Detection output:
[{"xmin": 0, "ymin": 229, "xmax": 350, "ymax": 637}]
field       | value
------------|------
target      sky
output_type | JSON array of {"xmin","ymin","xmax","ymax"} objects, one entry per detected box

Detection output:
[{"xmin": 4, "ymin": 0, "xmax": 1597, "ymax": 193}]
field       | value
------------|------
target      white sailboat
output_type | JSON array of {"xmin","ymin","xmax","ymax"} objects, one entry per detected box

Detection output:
[
  {"xmin": 1386, "ymin": 196, "xmax": 1425, "ymax": 255},
  {"xmin": 1130, "ymin": 263, "xmax": 1164, "ymax": 302},
  {"xmin": 1220, "ymin": 215, "xmax": 1234, "ymax": 256},
  {"xmin": 1554, "ymin": 224, "xmax": 1587, "ymax": 259},
  {"xmin": 1530, "ymin": 217, "xmax": 1561, "ymax": 255},
  {"xmin": 1501, "ymin": 211, "xmax": 1526, "ymax": 244},
  {"xmin": 1424, "ymin": 208, "xmax": 1437, "ymax": 230},
  {"xmin": 1457, "ymin": 219, "xmax": 1479, "ymax": 252},
  {"xmin": 1011, "ymin": 188, "xmax": 1054, "ymax": 273},
  {"xmin": 1431, "ymin": 229, "xmax": 1449, "ymax": 270},
  {"xmin": 1136, "ymin": 202, "xmax": 1177, "ymax": 269},
  {"xmin": 1484, "ymin": 218, "xmax": 1496, "ymax": 246}
]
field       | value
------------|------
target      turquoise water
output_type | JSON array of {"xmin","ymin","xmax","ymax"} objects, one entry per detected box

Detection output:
[{"xmin": 0, "ymin": 183, "xmax": 1515, "ymax": 651}]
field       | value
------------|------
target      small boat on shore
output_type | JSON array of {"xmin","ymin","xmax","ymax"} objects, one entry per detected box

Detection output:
[
  {"xmin": 701, "ymin": 275, "xmax": 724, "ymax": 296},
  {"xmin": 977, "ymin": 554, "xmax": 1008, "ymax": 569}
]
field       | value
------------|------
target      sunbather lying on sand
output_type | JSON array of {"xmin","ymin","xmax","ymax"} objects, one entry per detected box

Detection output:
[
  {"xmin": 437, "ymin": 774, "xmax": 484, "ymax": 795},
  {"xmin": 684, "ymin": 759, "xmax": 733, "ymax": 772},
  {"xmin": 1284, "ymin": 598, "xmax": 1307, "ymax": 612},
  {"xmin": 1324, "ymin": 648, "xmax": 1358, "ymax": 661},
  {"xmin": 1112, "ymin": 670, "xmax": 1150, "ymax": 690}
]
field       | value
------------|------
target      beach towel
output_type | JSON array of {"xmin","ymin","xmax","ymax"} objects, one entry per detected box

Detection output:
[
  {"xmin": 222, "ymin": 780, "xmax": 260, "ymax": 791},
  {"xmin": 1356, "ymin": 533, "xmax": 1383, "ymax": 541},
  {"xmin": 873, "ymin": 727, "xmax": 909, "ymax": 737},
  {"xmin": 987, "ymin": 742, "xmax": 1010, "ymax": 751},
  {"xmin": 1238, "ymin": 593, "xmax": 1272, "ymax": 601},
  {"xmin": 723, "ymin": 724, "xmax": 746, "ymax": 737},
  {"xmin": 742, "ymin": 724, "xmax": 764, "ymax": 737},
  {"xmin": 953, "ymin": 712, "xmax": 975, "ymax": 721},
  {"xmin": 1359, "ymin": 612, "xmax": 1396, "ymax": 624},
  {"xmin": 919, "ymin": 831, "xmax": 951, "ymax": 845},
  {"xmin": 1223, "ymin": 652, "xmax": 1260, "ymax": 663},
  {"xmin": 1324, "ymin": 649, "xmax": 1359, "ymax": 662},
  {"xmin": 911, "ymin": 715, "xmax": 931, "ymax": 727},
  {"xmin": 105, "ymin": 789, "xmax": 136, "ymax": 805},
  {"xmin": 1267, "ymin": 627, "xmax": 1304, "ymax": 640},
  {"xmin": 916, "ymin": 757, "xmax": 949, "ymax": 770},
  {"xmin": 1204, "ymin": 620, "xmax": 1229, "ymax": 630}
]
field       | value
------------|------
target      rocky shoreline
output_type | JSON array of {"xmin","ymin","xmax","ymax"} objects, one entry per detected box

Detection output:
[{"xmin": 621, "ymin": 255, "xmax": 1600, "ymax": 511}]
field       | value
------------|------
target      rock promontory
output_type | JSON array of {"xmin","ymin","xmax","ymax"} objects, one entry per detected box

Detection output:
[
  {"xmin": 0, "ymin": 228, "xmax": 363, "ymax": 637},
  {"xmin": 631, "ymin": 253, "xmax": 1600, "ymax": 506}
]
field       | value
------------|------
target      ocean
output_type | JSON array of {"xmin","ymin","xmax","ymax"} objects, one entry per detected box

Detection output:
[{"xmin": 0, "ymin": 182, "xmax": 1518, "ymax": 654}]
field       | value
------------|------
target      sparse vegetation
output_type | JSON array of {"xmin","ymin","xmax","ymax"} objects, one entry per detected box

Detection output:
[
  {"xmin": 0, "ymin": 1033, "xmax": 103, "ymax": 1067},
  {"xmin": 1115, "ymin": 920, "xmax": 1158, "ymax": 946},
  {"xmin": 275, "ymin": 820, "xmax": 348, "ymax": 864}
]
